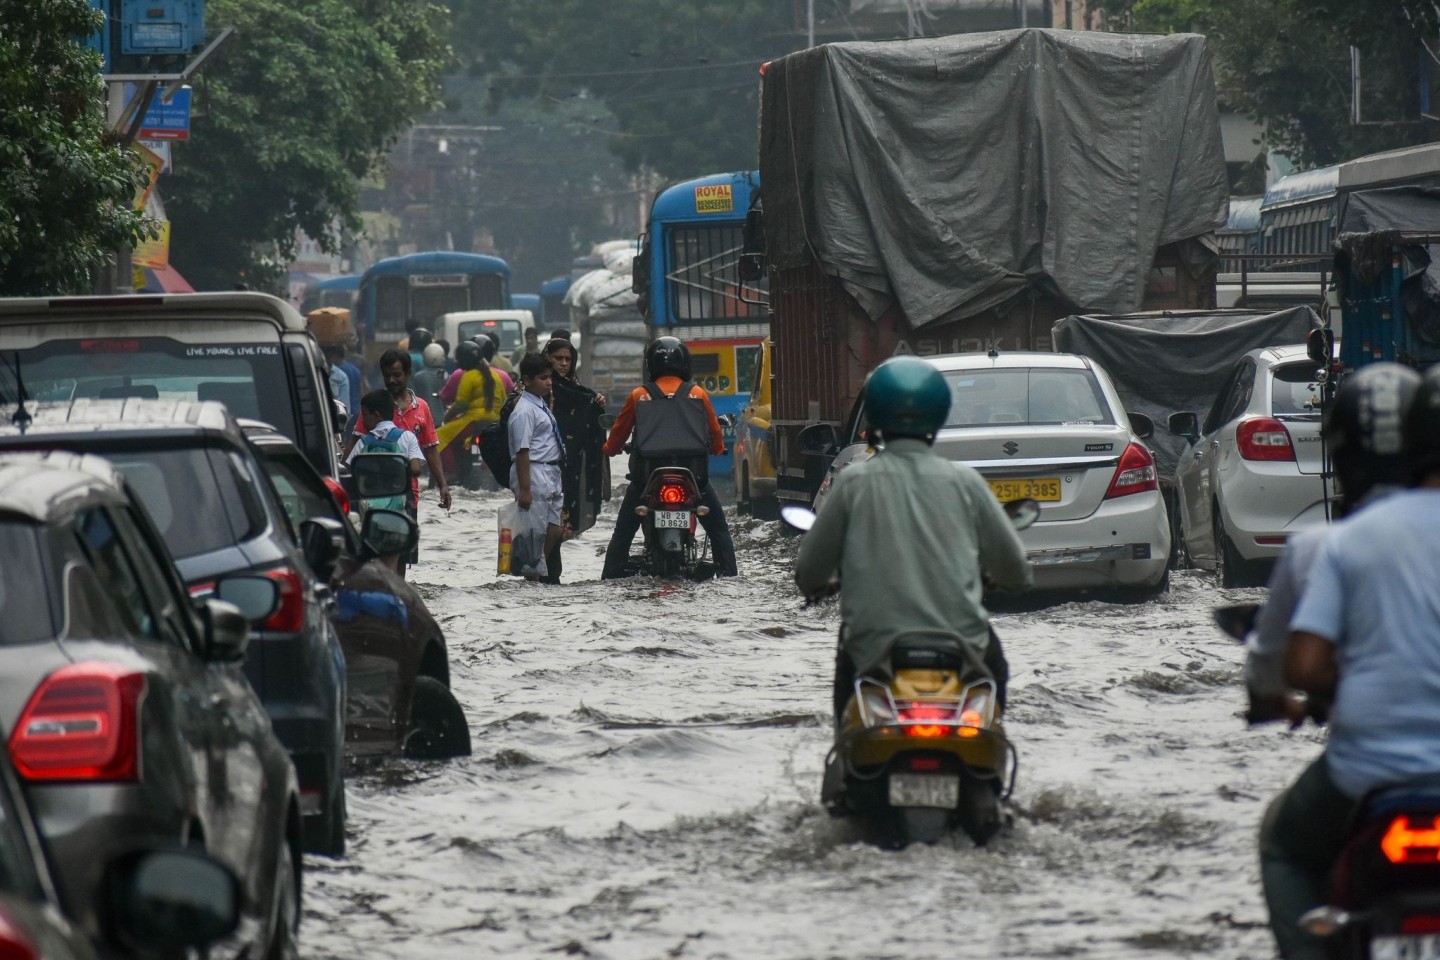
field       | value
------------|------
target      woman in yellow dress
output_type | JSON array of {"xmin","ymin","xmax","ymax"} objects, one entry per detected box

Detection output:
[{"xmin": 436, "ymin": 339, "xmax": 508, "ymax": 476}]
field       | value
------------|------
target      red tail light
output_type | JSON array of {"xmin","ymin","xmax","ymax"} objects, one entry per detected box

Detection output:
[
  {"xmin": 1381, "ymin": 815, "xmax": 1440, "ymax": 864},
  {"xmin": 9, "ymin": 662, "xmax": 145, "ymax": 782},
  {"xmin": 899, "ymin": 704, "xmax": 953, "ymax": 739},
  {"xmin": 262, "ymin": 566, "xmax": 306, "ymax": 633},
  {"xmin": 323, "ymin": 476, "xmax": 350, "ymax": 515},
  {"xmin": 1104, "ymin": 443, "xmax": 1159, "ymax": 499},
  {"xmin": 1402, "ymin": 916, "xmax": 1440, "ymax": 934},
  {"xmin": 657, "ymin": 484, "xmax": 687, "ymax": 506},
  {"xmin": 909, "ymin": 757, "xmax": 942, "ymax": 771},
  {"xmin": 0, "ymin": 910, "xmax": 37, "ymax": 960},
  {"xmin": 1236, "ymin": 417, "xmax": 1296, "ymax": 462}
]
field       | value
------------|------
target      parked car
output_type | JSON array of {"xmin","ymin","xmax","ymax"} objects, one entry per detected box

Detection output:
[
  {"xmin": 240, "ymin": 420, "xmax": 471, "ymax": 760},
  {"xmin": 0, "ymin": 292, "xmax": 341, "ymax": 478},
  {"xmin": 733, "ymin": 337, "xmax": 778, "ymax": 518},
  {"xmin": 807, "ymin": 352, "xmax": 1171, "ymax": 595},
  {"xmin": 0, "ymin": 401, "xmax": 348, "ymax": 856},
  {"xmin": 0, "ymin": 452, "xmax": 299, "ymax": 956},
  {"xmin": 1168, "ymin": 344, "xmax": 1327, "ymax": 587}
]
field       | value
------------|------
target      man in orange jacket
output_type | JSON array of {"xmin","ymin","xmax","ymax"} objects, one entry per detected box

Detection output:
[{"xmin": 601, "ymin": 336, "xmax": 737, "ymax": 578}]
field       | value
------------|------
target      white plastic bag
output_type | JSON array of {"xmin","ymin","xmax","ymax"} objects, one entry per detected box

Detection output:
[
  {"xmin": 497, "ymin": 501, "xmax": 516, "ymax": 575},
  {"xmin": 509, "ymin": 498, "xmax": 549, "ymax": 578}
]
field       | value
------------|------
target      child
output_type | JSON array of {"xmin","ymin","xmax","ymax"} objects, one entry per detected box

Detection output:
[
  {"xmin": 508, "ymin": 353, "xmax": 566, "ymax": 582},
  {"xmin": 348, "ymin": 389, "xmax": 424, "ymax": 493}
]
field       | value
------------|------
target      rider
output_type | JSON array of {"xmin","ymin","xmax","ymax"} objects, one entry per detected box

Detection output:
[
  {"xmin": 794, "ymin": 356, "xmax": 1031, "ymax": 723},
  {"xmin": 1257, "ymin": 365, "xmax": 1440, "ymax": 960},
  {"xmin": 601, "ymin": 336, "xmax": 737, "ymax": 579}
]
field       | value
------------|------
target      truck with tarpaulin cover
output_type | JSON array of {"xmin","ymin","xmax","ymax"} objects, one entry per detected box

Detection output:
[{"xmin": 752, "ymin": 28, "xmax": 1231, "ymax": 506}]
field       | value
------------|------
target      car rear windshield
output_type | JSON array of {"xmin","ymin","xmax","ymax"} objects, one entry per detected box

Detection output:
[
  {"xmin": 942, "ymin": 368, "xmax": 1113, "ymax": 428},
  {"xmin": 12, "ymin": 337, "xmax": 293, "ymax": 426},
  {"xmin": 1272, "ymin": 362, "xmax": 1322, "ymax": 416},
  {"xmin": 0, "ymin": 520, "xmax": 53, "ymax": 644},
  {"xmin": 107, "ymin": 447, "xmax": 265, "ymax": 559},
  {"xmin": 457, "ymin": 319, "xmax": 522, "ymax": 353}
]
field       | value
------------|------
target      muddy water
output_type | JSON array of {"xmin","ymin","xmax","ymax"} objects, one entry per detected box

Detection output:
[{"xmin": 302, "ymin": 484, "xmax": 1316, "ymax": 959}]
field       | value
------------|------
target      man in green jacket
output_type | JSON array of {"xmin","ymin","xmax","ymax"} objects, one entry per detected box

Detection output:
[{"xmin": 795, "ymin": 356, "xmax": 1033, "ymax": 723}]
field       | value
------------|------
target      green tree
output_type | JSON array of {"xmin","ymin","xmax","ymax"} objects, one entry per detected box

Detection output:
[
  {"xmin": 164, "ymin": 0, "xmax": 451, "ymax": 290},
  {"xmin": 0, "ymin": 0, "xmax": 152, "ymax": 296},
  {"xmin": 1095, "ymin": 0, "xmax": 1440, "ymax": 168}
]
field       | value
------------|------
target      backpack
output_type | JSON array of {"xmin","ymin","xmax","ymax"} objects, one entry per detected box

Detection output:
[
  {"xmin": 633, "ymin": 381, "xmax": 712, "ymax": 458},
  {"xmin": 356, "ymin": 427, "xmax": 410, "ymax": 513},
  {"xmin": 479, "ymin": 390, "xmax": 523, "ymax": 487}
]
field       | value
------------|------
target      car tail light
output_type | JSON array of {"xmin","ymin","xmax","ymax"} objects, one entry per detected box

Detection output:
[
  {"xmin": 1104, "ymin": 443, "xmax": 1159, "ymax": 499},
  {"xmin": 323, "ymin": 476, "xmax": 350, "ymax": 515},
  {"xmin": 1381, "ymin": 815, "xmax": 1440, "ymax": 864},
  {"xmin": 0, "ymin": 910, "xmax": 37, "ymax": 960},
  {"xmin": 261, "ymin": 566, "xmax": 306, "ymax": 633},
  {"xmin": 1236, "ymin": 417, "xmax": 1296, "ymax": 462},
  {"xmin": 9, "ymin": 662, "xmax": 146, "ymax": 783},
  {"xmin": 187, "ymin": 580, "xmax": 216, "ymax": 599},
  {"xmin": 657, "ymin": 483, "xmax": 687, "ymax": 506},
  {"xmin": 1403, "ymin": 916, "xmax": 1440, "ymax": 934}
]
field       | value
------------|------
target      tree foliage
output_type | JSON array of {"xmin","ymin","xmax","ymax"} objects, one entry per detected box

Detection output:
[
  {"xmin": 449, "ymin": 0, "xmax": 794, "ymax": 179},
  {"xmin": 1095, "ymin": 0, "xmax": 1440, "ymax": 168},
  {"xmin": 0, "ymin": 0, "xmax": 152, "ymax": 296},
  {"xmin": 164, "ymin": 0, "xmax": 451, "ymax": 290}
]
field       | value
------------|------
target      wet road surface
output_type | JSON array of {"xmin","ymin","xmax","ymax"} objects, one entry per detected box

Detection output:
[{"xmin": 302, "ymin": 484, "xmax": 1314, "ymax": 959}]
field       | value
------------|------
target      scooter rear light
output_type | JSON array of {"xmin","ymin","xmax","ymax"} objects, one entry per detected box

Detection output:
[
  {"xmin": 899, "ymin": 704, "xmax": 954, "ymax": 739},
  {"xmin": 9, "ymin": 662, "xmax": 146, "ymax": 782},
  {"xmin": 1381, "ymin": 815, "xmax": 1440, "ymax": 864},
  {"xmin": 1104, "ymin": 443, "xmax": 1159, "ymax": 499},
  {"xmin": 1237, "ymin": 417, "xmax": 1296, "ymax": 462},
  {"xmin": 909, "ymin": 757, "xmax": 941, "ymax": 772}
]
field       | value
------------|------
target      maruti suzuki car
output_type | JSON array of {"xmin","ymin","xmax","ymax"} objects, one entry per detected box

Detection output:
[{"xmin": 809, "ymin": 352, "xmax": 1171, "ymax": 596}]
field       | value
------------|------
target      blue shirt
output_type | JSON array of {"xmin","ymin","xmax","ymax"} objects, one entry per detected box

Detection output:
[
  {"xmin": 507, "ymin": 391, "xmax": 564, "ymax": 489},
  {"xmin": 1290, "ymin": 489, "xmax": 1440, "ymax": 797}
]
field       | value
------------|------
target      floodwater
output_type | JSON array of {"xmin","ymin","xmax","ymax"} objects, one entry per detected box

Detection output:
[{"xmin": 303, "ymin": 482, "xmax": 1315, "ymax": 959}]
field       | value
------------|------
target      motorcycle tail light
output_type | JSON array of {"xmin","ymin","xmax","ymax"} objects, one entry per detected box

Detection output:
[
  {"xmin": 1104, "ymin": 443, "xmax": 1159, "ymax": 499},
  {"xmin": 1403, "ymin": 916, "xmax": 1440, "ymax": 934},
  {"xmin": 1381, "ymin": 815, "xmax": 1440, "ymax": 864},
  {"xmin": 260, "ymin": 566, "xmax": 306, "ymax": 633},
  {"xmin": 1237, "ymin": 417, "xmax": 1296, "ymax": 462},
  {"xmin": 899, "ymin": 703, "xmax": 954, "ymax": 739},
  {"xmin": 10, "ymin": 662, "xmax": 146, "ymax": 782},
  {"xmin": 910, "ymin": 757, "xmax": 941, "ymax": 772},
  {"xmin": 658, "ymin": 483, "xmax": 687, "ymax": 506}
]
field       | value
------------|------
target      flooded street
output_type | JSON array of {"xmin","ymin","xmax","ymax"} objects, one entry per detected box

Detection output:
[{"xmin": 303, "ymin": 484, "xmax": 1314, "ymax": 959}]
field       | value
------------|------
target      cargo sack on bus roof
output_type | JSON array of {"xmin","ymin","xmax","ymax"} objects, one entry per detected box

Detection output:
[
  {"xmin": 758, "ymin": 29, "xmax": 1229, "ymax": 328},
  {"xmin": 632, "ymin": 383, "xmax": 711, "ymax": 461}
]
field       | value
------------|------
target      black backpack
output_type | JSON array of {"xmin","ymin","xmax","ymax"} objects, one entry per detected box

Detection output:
[{"xmin": 479, "ymin": 390, "xmax": 522, "ymax": 487}]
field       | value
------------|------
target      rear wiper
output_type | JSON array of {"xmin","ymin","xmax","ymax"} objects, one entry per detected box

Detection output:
[{"xmin": 0, "ymin": 352, "xmax": 32, "ymax": 435}]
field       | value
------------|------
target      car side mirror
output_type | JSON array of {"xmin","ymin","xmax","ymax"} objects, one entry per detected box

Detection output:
[
  {"xmin": 798, "ymin": 422, "xmax": 839, "ymax": 456},
  {"xmin": 717, "ymin": 413, "xmax": 738, "ymax": 430},
  {"xmin": 201, "ymin": 599, "xmax": 250, "ymax": 662},
  {"xmin": 300, "ymin": 517, "xmax": 347, "ymax": 579},
  {"xmin": 1128, "ymin": 411, "xmax": 1155, "ymax": 440},
  {"xmin": 1167, "ymin": 411, "xmax": 1199, "ymax": 442},
  {"xmin": 1307, "ymin": 327, "xmax": 1335, "ymax": 367},
  {"xmin": 350, "ymin": 452, "xmax": 409, "ymax": 500},
  {"xmin": 361, "ymin": 508, "xmax": 418, "ymax": 559},
  {"xmin": 105, "ymin": 849, "xmax": 240, "ymax": 952},
  {"xmin": 780, "ymin": 505, "xmax": 816, "ymax": 532},
  {"xmin": 214, "ymin": 575, "xmax": 279, "ymax": 624},
  {"xmin": 1003, "ymin": 497, "xmax": 1041, "ymax": 531}
]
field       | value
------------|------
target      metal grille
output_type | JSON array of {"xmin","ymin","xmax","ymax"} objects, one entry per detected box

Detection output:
[{"xmin": 667, "ymin": 224, "xmax": 767, "ymax": 322}]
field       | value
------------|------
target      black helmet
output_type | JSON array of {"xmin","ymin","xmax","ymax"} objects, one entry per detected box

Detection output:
[
  {"xmin": 471, "ymin": 335, "xmax": 496, "ymax": 361},
  {"xmin": 410, "ymin": 327, "xmax": 433, "ymax": 351},
  {"xmin": 1404, "ymin": 366, "xmax": 1440, "ymax": 484},
  {"xmin": 1327, "ymin": 362, "xmax": 1422, "ymax": 513},
  {"xmin": 454, "ymin": 340, "xmax": 482, "ymax": 369},
  {"xmin": 645, "ymin": 336, "xmax": 691, "ymax": 381}
]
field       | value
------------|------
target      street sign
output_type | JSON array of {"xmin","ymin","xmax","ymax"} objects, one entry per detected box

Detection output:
[{"xmin": 137, "ymin": 86, "xmax": 191, "ymax": 140}]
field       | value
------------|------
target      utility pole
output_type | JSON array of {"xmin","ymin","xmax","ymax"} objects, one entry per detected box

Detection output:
[{"xmin": 807, "ymin": 0, "xmax": 814, "ymax": 48}]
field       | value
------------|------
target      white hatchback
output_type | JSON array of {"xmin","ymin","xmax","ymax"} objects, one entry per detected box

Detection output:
[
  {"xmin": 809, "ymin": 352, "xmax": 1172, "ymax": 595},
  {"xmin": 1168, "ymin": 345, "xmax": 1327, "ymax": 587}
]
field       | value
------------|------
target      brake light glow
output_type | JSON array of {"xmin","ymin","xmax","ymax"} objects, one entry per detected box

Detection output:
[
  {"xmin": 1402, "ymin": 916, "xmax": 1440, "ymax": 934},
  {"xmin": 187, "ymin": 580, "xmax": 216, "ymax": 599},
  {"xmin": 9, "ymin": 662, "xmax": 146, "ymax": 782},
  {"xmin": 658, "ymin": 484, "xmax": 687, "ymax": 506},
  {"xmin": 1381, "ymin": 815, "xmax": 1440, "ymax": 864},
  {"xmin": 1104, "ymin": 443, "xmax": 1159, "ymax": 499},
  {"xmin": 323, "ymin": 476, "xmax": 350, "ymax": 515},
  {"xmin": 910, "ymin": 757, "xmax": 941, "ymax": 771},
  {"xmin": 261, "ymin": 566, "xmax": 306, "ymax": 633},
  {"xmin": 1237, "ymin": 417, "xmax": 1296, "ymax": 462},
  {"xmin": 0, "ymin": 910, "xmax": 37, "ymax": 960},
  {"xmin": 78, "ymin": 338, "xmax": 141, "ymax": 352},
  {"xmin": 900, "ymin": 704, "xmax": 954, "ymax": 739}
]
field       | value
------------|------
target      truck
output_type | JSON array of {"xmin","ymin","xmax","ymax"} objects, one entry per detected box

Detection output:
[
  {"xmin": 752, "ymin": 28, "xmax": 1231, "ymax": 505},
  {"xmin": 564, "ymin": 242, "xmax": 647, "ymax": 415}
]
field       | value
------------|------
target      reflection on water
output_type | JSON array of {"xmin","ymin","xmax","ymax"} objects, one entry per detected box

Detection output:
[{"xmin": 303, "ymin": 482, "xmax": 1309, "ymax": 959}]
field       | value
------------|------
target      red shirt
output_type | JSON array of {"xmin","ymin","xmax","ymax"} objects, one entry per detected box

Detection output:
[{"xmin": 603, "ymin": 376, "xmax": 725, "ymax": 458}]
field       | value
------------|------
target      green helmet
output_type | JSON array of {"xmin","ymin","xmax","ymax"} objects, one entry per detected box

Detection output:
[{"xmin": 865, "ymin": 356, "xmax": 950, "ymax": 440}]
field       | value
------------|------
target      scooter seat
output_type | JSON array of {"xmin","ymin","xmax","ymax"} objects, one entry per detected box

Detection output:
[
  {"xmin": 890, "ymin": 641, "xmax": 970, "ymax": 673},
  {"xmin": 1364, "ymin": 773, "xmax": 1440, "ymax": 819}
]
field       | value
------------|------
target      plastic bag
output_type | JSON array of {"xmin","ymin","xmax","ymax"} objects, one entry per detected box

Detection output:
[
  {"xmin": 508, "ymin": 498, "xmax": 549, "ymax": 578},
  {"xmin": 497, "ymin": 501, "xmax": 516, "ymax": 575}
]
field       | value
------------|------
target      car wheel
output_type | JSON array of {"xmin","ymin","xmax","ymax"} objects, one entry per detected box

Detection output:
[
  {"xmin": 404, "ymin": 676, "xmax": 471, "ymax": 760},
  {"xmin": 319, "ymin": 788, "xmax": 346, "ymax": 858},
  {"xmin": 264, "ymin": 838, "xmax": 300, "ymax": 960},
  {"xmin": 1215, "ymin": 507, "xmax": 1260, "ymax": 588}
]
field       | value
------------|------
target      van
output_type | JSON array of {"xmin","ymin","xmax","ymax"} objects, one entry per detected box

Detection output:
[
  {"xmin": 436, "ymin": 309, "xmax": 535, "ymax": 359},
  {"xmin": 0, "ymin": 293, "xmax": 340, "ymax": 477}
]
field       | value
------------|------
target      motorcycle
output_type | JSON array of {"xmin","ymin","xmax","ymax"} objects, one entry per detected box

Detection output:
[
  {"xmin": 784, "ymin": 497, "xmax": 1040, "ymax": 848},
  {"xmin": 1215, "ymin": 603, "xmax": 1440, "ymax": 959},
  {"xmin": 625, "ymin": 413, "xmax": 735, "ymax": 581}
]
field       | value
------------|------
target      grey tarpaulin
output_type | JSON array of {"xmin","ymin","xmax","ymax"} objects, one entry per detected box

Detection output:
[
  {"xmin": 759, "ymin": 29, "xmax": 1229, "ymax": 329},
  {"xmin": 1052, "ymin": 307, "xmax": 1319, "ymax": 476}
]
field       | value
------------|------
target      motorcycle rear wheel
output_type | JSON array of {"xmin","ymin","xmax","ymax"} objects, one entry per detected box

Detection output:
[{"xmin": 896, "ymin": 807, "xmax": 950, "ymax": 846}]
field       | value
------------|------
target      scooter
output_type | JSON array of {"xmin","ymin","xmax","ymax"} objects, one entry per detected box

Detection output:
[
  {"xmin": 784, "ymin": 498, "xmax": 1040, "ymax": 847},
  {"xmin": 1215, "ymin": 603, "xmax": 1440, "ymax": 959}
]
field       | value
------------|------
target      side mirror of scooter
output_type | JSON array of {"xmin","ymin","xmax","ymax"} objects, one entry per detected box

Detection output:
[
  {"xmin": 598, "ymin": 413, "xmax": 616, "ymax": 431},
  {"xmin": 780, "ymin": 505, "xmax": 816, "ymax": 532},
  {"xmin": 1214, "ymin": 602, "xmax": 1262, "ymax": 642},
  {"xmin": 1003, "ymin": 497, "xmax": 1041, "ymax": 531}
]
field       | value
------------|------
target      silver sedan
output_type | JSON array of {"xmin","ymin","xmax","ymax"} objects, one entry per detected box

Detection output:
[{"xmin": 810, "ymin": 352, "xmax": 1171, "ymax": 595}]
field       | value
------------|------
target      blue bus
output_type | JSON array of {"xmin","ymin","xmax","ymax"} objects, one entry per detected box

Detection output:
[
  {"xmin": 300, "ymin": 274, "xmax": 360, "ymax": 313},
  {"xmin": 354, "ymin": 252, "xmax": 510, "ymax": 365},
  {"xmin": 539, "ymin": 276, "xmax": 572, "ymax": 330},
  {"xmin": 635, "ymin": 171, "xmax": 767, "ymax": 487}
]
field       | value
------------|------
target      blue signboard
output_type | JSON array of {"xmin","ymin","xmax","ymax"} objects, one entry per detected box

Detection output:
[{"xmin": 137, "ymin": 86, "xmax": 191, "ymax": 140}]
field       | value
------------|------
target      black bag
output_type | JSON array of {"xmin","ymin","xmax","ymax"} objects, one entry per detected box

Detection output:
[
  {"xmin": 479, "ymin": 390, "xmax": 522, "ymax": 487},
  {"xmin": 632, "ymin": 381, "xmax": 712, "ymax": 460}
]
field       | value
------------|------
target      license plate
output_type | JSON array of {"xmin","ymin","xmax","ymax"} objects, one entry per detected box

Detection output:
[
  {"xmin": 653, "ymin": 510, "xmax": 690, "ymax": 529},
  {"xmin": 1373, "ymin": 934, "xmax": 1440, "ymax": 960},
  {"xmin": 888, "ymin": 773, "xmax": 960, "ymax": 809},
  {"xmin": 989, "ymin": 477, "xmax": 1062, "ymax": 502}
]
